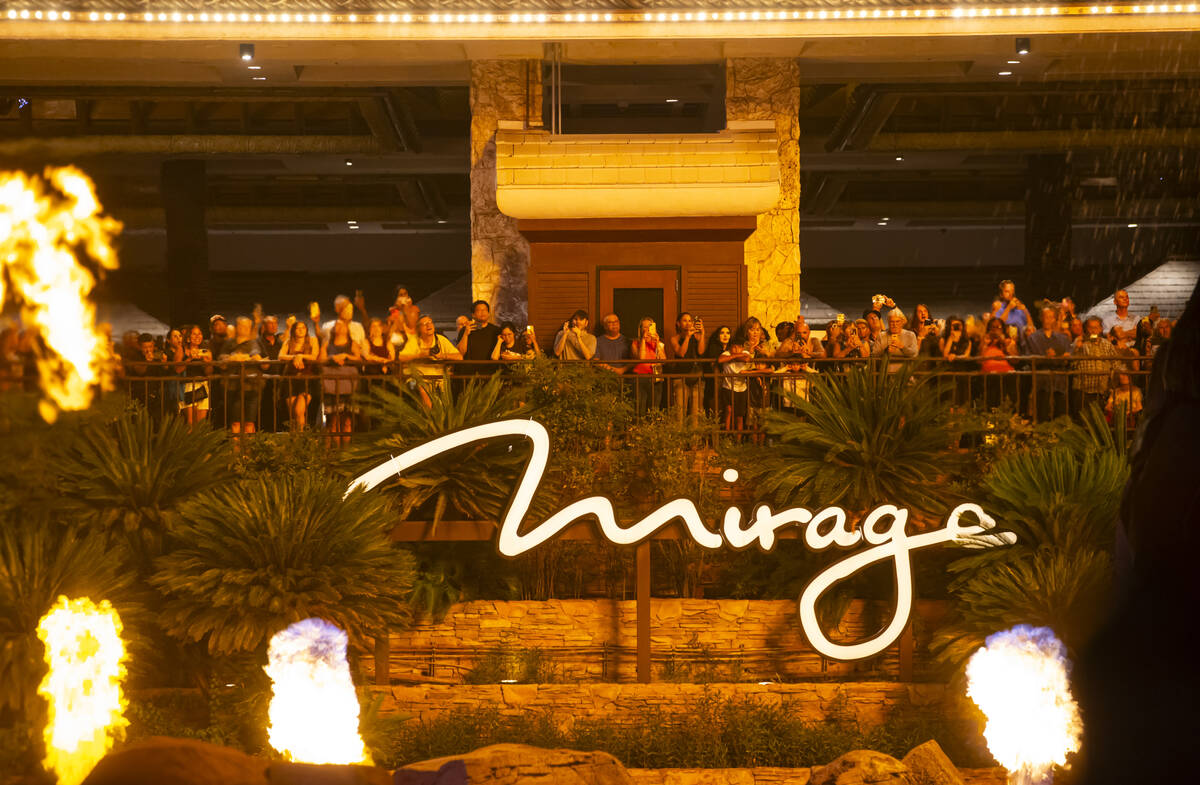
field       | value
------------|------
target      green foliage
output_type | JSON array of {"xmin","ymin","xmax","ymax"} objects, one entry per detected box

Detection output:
[
  {"xmin": 54, "ymin": 408, "xmax": 233, "ymax": 574},
  {"xmin": 233, "ymin": 429, "xmax": 335, "ymax": 479},
  {"xmin": 151, "ymin": 471, "xmax": 416, "ymax": 654},
  {"xmin": 0, "ymin": 512, "xmax": 138, "ymax": 718},
  {"xmin": 464, "ymin": 642, "xmax": 559, "ymax": 684},
  {"xmin": 658, "ymin": 633, "xmax": 744, "ymax": 683},
  {"xmin": 511, "ymin": 358, "xmax": 634, "ymax": 453},
  {"xmin": 369, "ymin": 693, "xmax": 992, "ymax": 770},
  {"xmin": 755, "ymin": 366, "xmax": 959, "ymax": 514},
  {"xmin": 340, "ymin": 376, "xmax": 531, "ymax": 527},
  {"xmin": 934, "ymin": 444, "xmax": 1129, "ymax": 667}
]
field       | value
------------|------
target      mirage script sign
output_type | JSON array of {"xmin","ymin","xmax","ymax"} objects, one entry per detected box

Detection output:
[{"xmin": 346, "ymin": 420, "xmax": 1010, "ymax": 662}]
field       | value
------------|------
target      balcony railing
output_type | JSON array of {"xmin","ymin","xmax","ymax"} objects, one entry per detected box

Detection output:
[{"xmin": 0, "ymin": 353, "xmax": 1149, "ymax": 440}]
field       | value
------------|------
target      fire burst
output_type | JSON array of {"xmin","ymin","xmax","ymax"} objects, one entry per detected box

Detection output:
[
  {"xmin": 0, "ymin": 167, "xmax": 120, "ymax": 421},
  {"xmin": 36, "ymin": 596, "xmax": 129, "ymax": 785},
  {"xmin": 265, "ymin": 618, "xmax": 371, "ymax": 765},
  {"xmin": 966, "ymin": 625, "xmax": 1082, "ymax": 785}
]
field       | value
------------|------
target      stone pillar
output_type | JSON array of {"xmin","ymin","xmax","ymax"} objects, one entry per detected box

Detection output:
[
  {"xmin": 470, "ymin": 59, "xmax": 542, "ymax": 324},
  {"xmin": 1025, "ymin": 153, "xmax": 1073, "ymax": 300},
  {"xmin": 161, "ymin": 159, "xmax": 209, "ymax": 327},
  {"xmin": 726, "ymin": 58, "xmax": 801, "ymax": 330}
]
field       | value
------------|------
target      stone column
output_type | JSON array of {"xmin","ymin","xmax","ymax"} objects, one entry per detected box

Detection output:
[
  {"xmin": 161, "ymin": 159, "xmax": 209, "ymax": 327},
  {"xmin": 470, "ymin": 59, "xmax": 542, "ymax": 324},
  {"xmin": 726, "ymin": 58, "xmax": 801, "ymax": 330}
]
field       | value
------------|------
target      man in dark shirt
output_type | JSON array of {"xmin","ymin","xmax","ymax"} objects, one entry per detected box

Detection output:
[
  {"xmin": 594, "ymin": 313, "xmax": 632, "ymax": 373},
  {"xmin": 455, "ymin": 300, "xmax": 501, "ymax": 375},
  {"xmin": 219, "ymin": 316, "xmax": 266, "ymax": 436},
  {"xmin": 126, "ymin": 333, "xmax": 169, "ymax": 420},
  {"xmin": 1026, "ymin": 306, "xmax": 1072, "ymax": 421}
]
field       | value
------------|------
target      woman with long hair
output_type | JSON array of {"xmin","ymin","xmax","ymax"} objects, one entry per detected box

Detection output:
[
  {"xmin": 734, "ymin": 317, "xmax": 773, "ymax": 432},
  {"xmin": 179, "ymin": 324, "xmax": 212, "ymax": 426},
  {"xmin": 362, "ymin": 317, "xmax": 396, "ymax": 378},
  {"xmin": 278, "ymin": 319, "xmax": 319, "ymax": 431},
  {"xmin": 319, "ymin": 319, "xmax": 362, "ymax": 447},
  {"xmin": 630, "ymin": 317, "xmax": 667, "ymax": 414},
  {"xmin": 703, "ymin": 324, "xmax": 733, "ymax": 414}
]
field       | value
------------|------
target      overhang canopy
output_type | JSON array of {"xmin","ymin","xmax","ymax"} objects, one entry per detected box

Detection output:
[{"xmin": 495, "ymin": 126, "xmax": 780, "ymax": 219}]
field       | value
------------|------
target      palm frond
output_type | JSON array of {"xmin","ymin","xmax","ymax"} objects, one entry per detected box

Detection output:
[
  {"xmin": 151, "ymin": 471, "xmax": 416, "ymax": 654},
  {"xmin": 752, "ymin": 365, "xmax": 958, "ymax": 514}
]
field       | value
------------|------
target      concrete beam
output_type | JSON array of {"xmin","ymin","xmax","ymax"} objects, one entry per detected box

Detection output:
[
  {"xmin": 870, "ymin": 128, "xmax": 1200, "ymax": 152},
  {"xmin": 0, "ymin": 134, "xmax": 386, "ymax": 158}
]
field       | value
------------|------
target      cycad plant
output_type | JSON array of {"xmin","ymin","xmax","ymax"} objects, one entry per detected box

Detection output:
[
  {"xmin": 340, "ymin": 375, "xmax": 533, "ymax": 527},
  {"xmin": 0, "ymin": 511, "xmax": 137, "ymax": 719},
  {"xmin": 54, "ymin": 408, "xmax": 232, "ymax": 574},
  {"xmin": 151, "ymin": 471, "xmax": 415, "ymax": 655},
  {"xmin": 754, "ymin": 365, "xmax": 958, "ymax": 515},
  {"xmin": 933, "ymin": 443, "xmax": 1129, "ymax": 667}
]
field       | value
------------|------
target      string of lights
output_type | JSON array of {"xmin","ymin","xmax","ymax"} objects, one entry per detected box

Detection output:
[{"xmin": 2, "ymin": 3, "xmax": 1199, "ymax": 24}]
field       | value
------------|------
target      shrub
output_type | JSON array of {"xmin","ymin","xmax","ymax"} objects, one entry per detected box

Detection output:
[{"xmin": 152, "ymin": 471, "xmax": 415, "ymax": 654}]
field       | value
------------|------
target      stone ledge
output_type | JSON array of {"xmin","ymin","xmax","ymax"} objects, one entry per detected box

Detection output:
[{"xmin": 497, "ymin": 182, "xmax": 780, "ymax": 219}]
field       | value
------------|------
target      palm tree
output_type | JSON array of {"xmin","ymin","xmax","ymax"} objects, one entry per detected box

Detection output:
[
  {"xmin": 151, "ymin": 471, "xmax": 416, "ymax": 655},
  {"xmin": 0, "ymin": 511, "xmax": 137, "ymax": 721},
  {"xmin": 933, "ymin": 444, "xmax": 1129, "ymax": 667},
  {"xmin": 54, "ymin": 408, "xmax": 233, "ymax": 575},
  {"xmin": 340, "ymin": 376, "xmax": 534, "ymax": 528},
  {"xmin": 753, "ymin": 365, "xmax": 958, "ymax": 515}
]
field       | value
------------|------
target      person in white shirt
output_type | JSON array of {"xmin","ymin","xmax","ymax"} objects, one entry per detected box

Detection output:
[
  {"xmin": 1104, "ymin": 289, "xmax": 1140, "ymax": 339},
  {"xmin": 312, "ymin": 294, "xmax": 366, "ymax": 353}
]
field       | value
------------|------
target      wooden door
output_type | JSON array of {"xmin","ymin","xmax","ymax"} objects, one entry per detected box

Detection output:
[{"xmin": 598, "ymin": 268, "xmax": 680, "ymax": 344}]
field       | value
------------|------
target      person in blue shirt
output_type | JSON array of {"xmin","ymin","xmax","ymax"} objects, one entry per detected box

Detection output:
[{"xmin": 992, "ymin": 279, "xmax": 1033, "ymax": 331}]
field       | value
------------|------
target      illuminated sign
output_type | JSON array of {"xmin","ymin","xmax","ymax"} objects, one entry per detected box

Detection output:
[{"xmin": 347, "ymin": 419, "xmax": 1009, "ymax": 661}]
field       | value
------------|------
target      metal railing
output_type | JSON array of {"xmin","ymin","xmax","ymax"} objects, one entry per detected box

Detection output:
[{"xmin": 0, "ymin": 352, "xmax": 1150, "ymax": 441}]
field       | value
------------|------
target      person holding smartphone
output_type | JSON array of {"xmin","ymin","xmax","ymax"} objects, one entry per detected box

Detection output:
[
  {"xmin": 455, "ymin": 300, "xmax": 501, "ymax": 375},
  {"xmin": 553, "ymin": 309, "xmax": 596, "ymax": 361},
  {"xmin": 631, "ymin": 317, "xmax": 667, "ymax": 414},
  {"xmin": 669, "ymin": 312, "xmax": 707, "ymax": 424}
]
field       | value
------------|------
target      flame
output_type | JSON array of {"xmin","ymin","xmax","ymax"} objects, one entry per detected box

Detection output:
[
  {"xmin": 35, "ymin": 596, "xmax": 129, "ymax": 785},
  {"xmin": 265, "ymin": 618, "xmax": 371, "ymax": 765},
  {"xmin": 966, "ymin": 625, "xmax": 1082, "ymax": 784},
  {"xmin": 0, "ymin": 167, "xmax": 120, "ymax": 421}
]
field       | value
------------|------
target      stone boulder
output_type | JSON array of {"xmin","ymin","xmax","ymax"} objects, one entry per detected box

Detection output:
[
  {"xmin": 81, "ymin": 737, "xmax": 269, "ymax": 785},
  {"xmin": 392, "ymin": 744, "xmax": 633, "ymax": 785},
  {"xmin": 900, "ymin": 742, "xmax": 964, "ymax": 785},
  {"xmin": 808, "ymin": 750, "xmax": 910, "ymax": 785},
  {"xmin": 80, "ymin": 737, "xmax": 391, "ymax": 785}
]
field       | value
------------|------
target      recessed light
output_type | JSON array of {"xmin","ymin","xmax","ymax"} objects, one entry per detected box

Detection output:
[
  {"xmin": 251, "ymin": 76, "xmax": 267, "ymax": 81},
  {"xmin": 1127, "ymin": 223, "xmax": 1139, "ymax": 228},
  {"xmin": 247, "ymin": 65, "xmax": 262, "ymax": 70},
  {"xmin": 239, "ymin": 43, "xmax": 254, "ymax": 62},
  {"xmin": 348, "ymin": 224, "xmax": 360, "ymax": 230},
  {"xmin": 665, "ymin": 98, "xmax": 679, "ymax": 103},
  {"xmin": 1007, "ymin": 59, "xmax": 1021, "ymax": 64},
  {"xmin": 998, "ymin": 71, "xmax": 1013, "ymax": 76},
  {"xmin": 877, "ymin": 221, "xmax": 889, "ymax": 226},
  {"xmin": 347, "ymin": 220, "xmax": 358, "ymax": 225},
  {"xmin": 894, "ymin": 156, "xmax": 904, "ymax": 161},
  {"xmin": 436, "ymin": 219, "xmax": 448, "ymax": 224},
  {"xmin": 344, "ymin": 159, "xmax": 353, "ymax": 166}
]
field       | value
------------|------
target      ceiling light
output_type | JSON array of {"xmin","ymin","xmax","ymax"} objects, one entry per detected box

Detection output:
[
  {"xmin": 1007, "ymin": 59, "xmax": 1021, "ymax": 64},
  {"xmin": 665, "ymin": 98, "xmax": 679, "ymax": 103},
  {"xmin": 239, "ymin": 42, "xmax": 254, "ymax": 61},
  {"xmin": 1127, "ymin": 223, "xmax": 1139, "ymax": 228},
  {"xmin": 877, "ymin": 221, "xmax": 889, "ymax": 226},
  {"xmin": 998, "ymin": 71, "xmax": 1013, "ymax": 76},
  {"xmin": 344, "ymin": 159, "xmax": 353, "ymax": 166},
  {"xmin": 1015, "ymin": 36, "xmax": 1031, "ymax": 55},
  {"xmin": 251, "ymin": 76, "xmax": 266, "ymax": 81},
  {"xmin": 247, "ymin": 65, "xmax": 262, "ymax": 70},
  {"xmin": 894, "ymin": 156, "xmax": 904, "ymax": 161},
  {"xmin": 436, "ymin": 219, "xmax": 448, "ymax": 224}
]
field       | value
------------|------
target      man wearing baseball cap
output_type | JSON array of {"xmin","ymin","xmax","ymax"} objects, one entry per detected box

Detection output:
[{"xmin": 209, "ymin": 314, "xmax": 229, "ymax": 358}]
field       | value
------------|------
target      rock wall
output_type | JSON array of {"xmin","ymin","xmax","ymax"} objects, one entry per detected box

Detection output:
[
  {"xmin": 373, "ymin": 681, "xmax": 966, "ymax": 732},
  {"xmin": 726, "ymin": 58, "xmax": 802, "ymax": 331},
  {"xmin": 470, "ymin": 59, "xmax": 541, "ymax": 325},
  {"xmin": 370, "ymin": 599, "xmax": 948, "ymax": 684}
]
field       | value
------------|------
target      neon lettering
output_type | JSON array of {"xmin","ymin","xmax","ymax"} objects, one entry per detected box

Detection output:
[{"xmin": 347, "ymin": 420, "xmax": 1006, "ymax": 662}]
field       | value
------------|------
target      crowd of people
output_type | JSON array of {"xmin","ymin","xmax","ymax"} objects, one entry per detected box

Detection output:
[{"xmin": 0, "ymin": 279, "xmax": 1171, "ymax": 439}]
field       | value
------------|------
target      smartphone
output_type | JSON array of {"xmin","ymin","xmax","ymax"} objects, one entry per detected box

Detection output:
[
  {"xmin": 836, "ymin": 314, "xmax": 845, "ymax": 324},
  {"xmin": 526, "ymin": 325, "xmax": 534, "ymax": 333}
]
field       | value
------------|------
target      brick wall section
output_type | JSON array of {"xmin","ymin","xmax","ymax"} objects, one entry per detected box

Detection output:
[
  {"xmin": 372, "ymin": 681, "xmax": 974, "ymax": 731},
  {"xmin": 369, "ymin": 599, "xmax": 948, "ymax": 683},
  {"xmin": 494, "ymin": 130, "xmax": 780, "ymax": 188},
  {"xmin": 626, "ymin": 768, "xmax": 1006, "ymax": 785}
]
